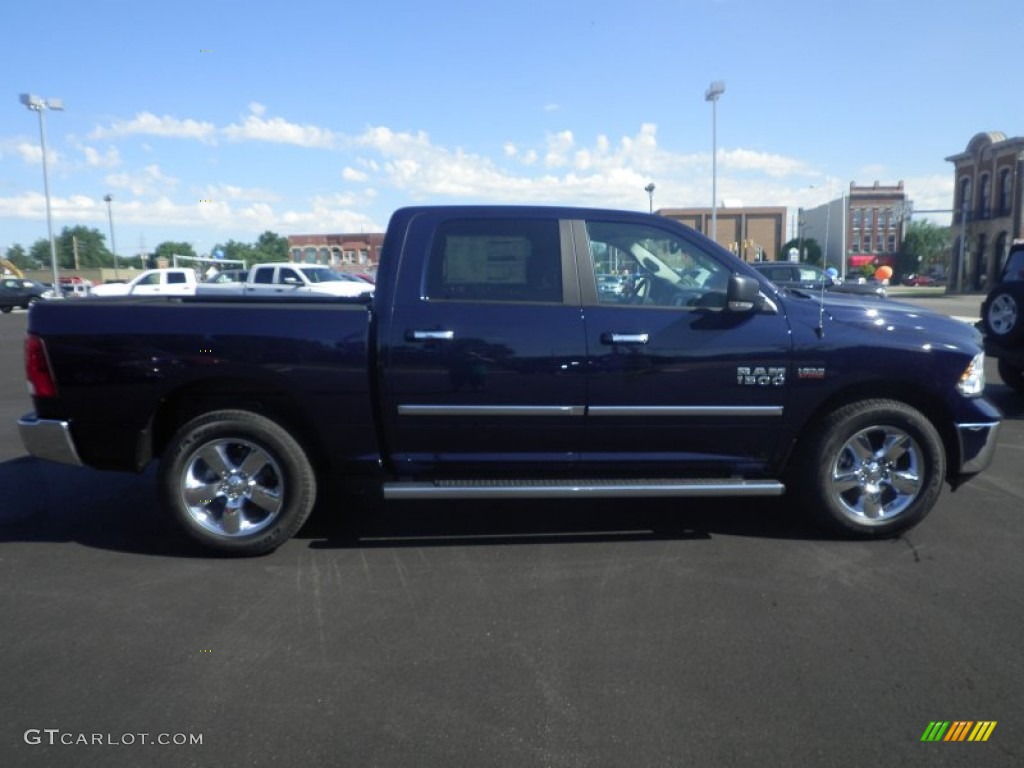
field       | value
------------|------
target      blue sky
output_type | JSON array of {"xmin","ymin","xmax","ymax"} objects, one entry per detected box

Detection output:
[{"xmin": 2, "ymin": 0, "xmax": 1020, "ymax": 258}]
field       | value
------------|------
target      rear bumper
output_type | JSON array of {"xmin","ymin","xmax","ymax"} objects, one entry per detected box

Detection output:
[{"xmin": 18, "ymin": 413, "xmax": 83, "ymax": 467}]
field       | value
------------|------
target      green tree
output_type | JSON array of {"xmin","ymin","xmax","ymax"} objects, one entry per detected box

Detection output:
[
  {"xmin": 252, "ymin": 231, "xmax": 289, "ymax": 264},
  {"xmin": 153, "ymin": 241, "xmax": 197, "ymax": 263},
  {"xmin": 210, "ymin": 239, "xmax": 257, "ymax": 266},
  {"xmin": 57, "ymin": 226, "xmax": 112, "ymax": 268},
  {"xmin": 3, "ymin": 243, "xmax": 35, "ymax": 270},
  {"xmin": 900, "ymin": 220, "xmax": 951, "ymax": 278},
  {"xmin": 29, "ymin": 238, "xmax": 56, "ymax": 267},
  {"xmin": 781, "ymin": 237, "xmax": 822, "ymax": 265}
]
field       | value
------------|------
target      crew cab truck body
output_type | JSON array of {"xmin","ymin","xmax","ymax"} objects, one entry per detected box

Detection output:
[
  {"xmin": 89, "ymin": 267, "xmax": 198, "ymax": 298},
  {"xmin": 19, "ymin": 206, "xmax": 1001, "ymax": 555},
  {"xmin": 195, "ymin": 262, "xmax": 374, "ymax": 298}
]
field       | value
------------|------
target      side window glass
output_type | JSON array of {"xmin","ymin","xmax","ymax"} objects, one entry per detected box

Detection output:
[
  {"xmin": 1006, "ymin": 251, "xmax": 1024, "ymax": 282},
  {"xmin": 253, "ymin": 268, "xmax": 273, "ymax": 284},
  {"xmin": 139, "ymin": 273, "xmax": 160, "ymax": 286},
  {"xmin": 278, "ymin": 268, "xmax": 300, "ymax": 283},
  {"xmin": 425, "ymin": 219, "xmax": 562, "ymax": 303},
  {"xmin": 168, "ymin": 272, "xmax": 186, "ymax": 284},
  {"xmin": 585, "ymin": 220, "xmax": 728, "ymax": 309}
]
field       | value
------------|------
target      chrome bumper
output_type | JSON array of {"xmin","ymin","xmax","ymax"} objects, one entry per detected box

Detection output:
[
  {"xmin": 955, "ymin": 420, "xmax": 1000, "ymax": 475},
  {"xmin": 18, "ymin": 413, "xmax": 83, "ymax": 467}
]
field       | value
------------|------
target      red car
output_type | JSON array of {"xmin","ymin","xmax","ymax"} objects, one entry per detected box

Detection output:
[{"xmin": 901, "ymin": 274, "xmax": 935, "ymax": 286}]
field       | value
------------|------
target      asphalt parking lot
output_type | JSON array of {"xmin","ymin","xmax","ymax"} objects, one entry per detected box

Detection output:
[{"xmin": 1, "ymin": 302, "xmax": 1022, "ymax": 767}]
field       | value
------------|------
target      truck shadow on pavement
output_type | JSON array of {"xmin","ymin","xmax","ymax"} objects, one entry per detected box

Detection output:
[{"xmin": 0, "ymin": 455, "xmax": 828, "ymax": 557}]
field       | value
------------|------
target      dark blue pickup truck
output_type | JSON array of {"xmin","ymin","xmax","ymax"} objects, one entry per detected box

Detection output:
[{"xmin": 18, "ymin": 206, "xmax": 1001, "ymax": 554}]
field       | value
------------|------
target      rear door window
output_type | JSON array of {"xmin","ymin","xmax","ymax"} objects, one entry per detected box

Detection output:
[{"xmin": 425, "ymin": 219, "xmax": 562, "ymax": 303}]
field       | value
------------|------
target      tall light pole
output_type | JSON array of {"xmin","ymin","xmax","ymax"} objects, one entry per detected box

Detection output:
[
  {"xmin": 103, "ymin": 194, "xmax": 119, "ymax": 279},
  {"xmin": 19, "ymin": 93, "xmax": 64, "ymax": 293},
  {"xmin": 644, "ymin": 182, "xmax": 656, "ymax": 213},
  {"xmin": 705, "ymin": 80, "xmax": 725, "ymax": 242}
]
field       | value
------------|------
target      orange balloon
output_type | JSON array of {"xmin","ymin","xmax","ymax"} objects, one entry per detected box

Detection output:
[{"xmin": 875, "ymin": 266, "xmax": 893, "ymax": 280}]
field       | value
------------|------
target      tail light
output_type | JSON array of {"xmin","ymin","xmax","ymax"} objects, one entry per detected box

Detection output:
[{"xmin": 25, "ymin": 334, "xmax": 57, "ymax": 398}]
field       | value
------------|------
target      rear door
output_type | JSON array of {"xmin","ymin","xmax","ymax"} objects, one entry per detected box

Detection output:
[
  {"xmin": 244, "ymin": 266, "xmax": 305, "ymax": 296},
  {"xmin": 575, "ymin": 215, "xmax": 793, "ymax": 474},
  {"xmin": 379, "ymin": 210, "xmax": 587, "ymax": 476}
]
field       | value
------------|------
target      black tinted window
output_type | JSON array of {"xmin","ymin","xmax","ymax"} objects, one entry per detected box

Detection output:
[
  {"xmin": 1004, "ymin": 249, "xmax": 1024, "ymax": 282},
  {"xmin": 425, "ymin": 219, "xmax": 562, "ymax": 303}
]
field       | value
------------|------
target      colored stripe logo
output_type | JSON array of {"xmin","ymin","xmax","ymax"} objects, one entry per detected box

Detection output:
[{"xmin": 921, "ymin": 721, "xmax": 997, "ymax": 742}]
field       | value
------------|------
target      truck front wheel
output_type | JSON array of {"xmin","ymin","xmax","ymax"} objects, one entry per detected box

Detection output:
[
  {"xmin": 795, "ymin": 399, "xmax": 945, "ymax": 537},
  {"xmin": 983, "ymin": 290, "xmax": 1024, "ymax": 343},
  {"xmin": 159, "ymin": 410, "xmax": 317, "ymax": 555}
]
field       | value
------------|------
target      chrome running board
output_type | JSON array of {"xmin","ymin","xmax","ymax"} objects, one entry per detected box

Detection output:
[{"xmin": 383, "ymin": 477, "xmax": 785, "ymax": 500}]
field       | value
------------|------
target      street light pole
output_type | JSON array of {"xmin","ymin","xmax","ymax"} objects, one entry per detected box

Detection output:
[
  {"xmin": 644, "ymin": 183, "xmax": 656, "ymax": 214},
  {"xmin": 705, "ymin": 81, "xmax": 725, "ymax": 242},
  {"xmin": 20, "ymin": 93, "xmax": 64, "ymax": 294},
  {"xmin": 103, "ymin": 194, "xmax": 119, "ymax": 280}
]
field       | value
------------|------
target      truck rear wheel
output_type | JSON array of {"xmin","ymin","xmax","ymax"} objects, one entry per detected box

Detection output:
[
  {"xmin": 159, "ymin": 409, "xmax": 316, "ymax": 555},
  {"xmin": 795, "ymin": 399, "xmax": 944, "ymax": 538}
]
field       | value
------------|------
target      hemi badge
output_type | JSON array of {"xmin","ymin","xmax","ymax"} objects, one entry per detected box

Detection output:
[{"xmin": 797, "ymin": 367, "xmax": 826, "ymax": 379}]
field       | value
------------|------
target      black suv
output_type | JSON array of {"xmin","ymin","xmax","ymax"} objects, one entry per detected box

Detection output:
[
  {"xmin": 981, "ymin": 244, "xmax": 1024, "ymax": 343},
  {"xmin": 980, "ymin": 243, "xmax": 1024, "ymax": 391},
  {"xmin": 752, "ymin": 262, "xmax": 887, "ymax": 299}
]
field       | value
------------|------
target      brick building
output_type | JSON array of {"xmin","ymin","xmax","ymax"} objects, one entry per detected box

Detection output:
[
  {"xmin": 657, "ymin": 206, "xmax": 786, "ymax": 262},
  {"xmin": 287, "ymin": 233, "xmax": 385, "ymax": 270},
  {"xmin": 945, "ymin": 131, "xmax": 1024, "ymax": 291},
  {"xmin": 797, "ymin": 181, "xmax": 909, "ymax": 277}
]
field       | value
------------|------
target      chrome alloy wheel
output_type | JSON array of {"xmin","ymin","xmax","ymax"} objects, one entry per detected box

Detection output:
[
  {"xmin": 179, "ymin": 438, "xmax": 284, "ymax": 537},
  {"xmin": 830, "ymin": 425, "xmax": 923, "ymax": 524},
  {"xmin": 988, "ymin": 293, "xmax": 1018, "ymax": 335}
]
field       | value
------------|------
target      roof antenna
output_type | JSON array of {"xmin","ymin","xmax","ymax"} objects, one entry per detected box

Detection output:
[{"xmin": 816, "ymin": 185, "xmax": 834, "ymax": 338}]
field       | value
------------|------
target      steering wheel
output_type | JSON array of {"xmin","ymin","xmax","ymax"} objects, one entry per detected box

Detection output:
[{"xmin": 632, "ymin": 276, "xmax": 650, "ymax": 302}]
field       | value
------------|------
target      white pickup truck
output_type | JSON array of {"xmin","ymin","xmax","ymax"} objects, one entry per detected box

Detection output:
[
  {"xmin": 89, "ymin": 268, "xmax": 199, "ymax": 298},
  {"xmin": 196, "ymin": 263, "xmax": 374, "ymax": 298}
]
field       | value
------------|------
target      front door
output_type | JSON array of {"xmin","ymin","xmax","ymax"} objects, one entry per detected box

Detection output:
[{"xmin": 575, "ymin": 216, "xmax": 793, "ymax": 475}]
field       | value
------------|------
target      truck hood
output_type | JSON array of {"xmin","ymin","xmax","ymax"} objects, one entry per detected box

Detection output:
[{"xmin": 783, "ymin": 292, "xmax": 982, "ymax": 349}]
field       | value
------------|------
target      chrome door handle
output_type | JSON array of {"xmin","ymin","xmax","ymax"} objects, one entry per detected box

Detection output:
[
  {"xmin": 407, "ymin": 330, "xmax": 455, "ymax": 341},
  {"xmin": 601, "ymin": 332, "xmax": 649, "ymax": 345}
]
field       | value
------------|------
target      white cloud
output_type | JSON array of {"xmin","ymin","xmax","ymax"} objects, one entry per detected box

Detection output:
[
  {"xmin": 106, "ymin": 164, "xmax": 179, "ymax": 196},
  {"xmin": 194, "ymin": 183, "xmax": 280, "ymax": 203},
  {"xmin": 544, "ymin": 130, "xmax": 575, "ymax": 168},
  {"xmin": 16, "ymin": 142, "xmax": 60, "ymax": 166},
  {"xmin": 342, "ymin": 167, "xmax": 368, "ymax": 182},
  {"xmin": 223, "ymin": 105, "xmax": 340, "ymax": 148},
  {"xmin": 722, "ymin": 148, "xmax": 815, "ymax": 178},
  {"xmin": 83, "ymin": 146, "xmax": 121, "ymax": 168},
  {"xmin": 89, "ymin": 112, "xmax": 217, "ymax": 143}
]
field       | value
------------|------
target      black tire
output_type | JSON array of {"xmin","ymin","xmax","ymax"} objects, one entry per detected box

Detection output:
[
  {"xmin": 997, "ymin": 358, "xmax": 1024, "ymax": 394},
  {"xmin": 0, "ymin": 306, "xmax": 11, "ymax": 314},
  {"xmin": 982, "ymin": 288, "xmax": 1024, "ymax": 344},
  {"xmin": 158, "ymin": 409, "xmax": 317, "ymax": 555},
  {"xmin": 794, "ymin": 399, "xmax": 945, "ymax": 538}
]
